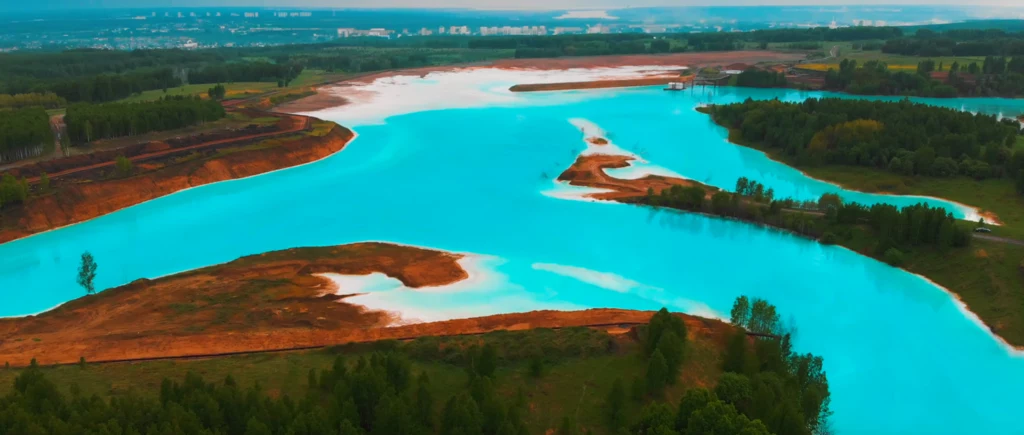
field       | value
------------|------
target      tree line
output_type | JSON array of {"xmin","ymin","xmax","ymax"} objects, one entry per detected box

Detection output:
[
  {"xmin": 0, "ymin": 307, "xmax": 833, "ymax": 435},
  {"xmin": 822, "ymin": 57, "xmax": 1024, "ymax": 97},
  {"xmin": 0, "ymin": 107, "xmax": 52, "ymax": 164},
  {"xmin": 706, "ymin": 98, "xmax": 1024, "ymax": 181},
  {"xmin": 65, "ymin": 96, "xmax": 226, "ymax": 144},
  {"xmin": 640, "ymin": 176, "xmax": 972, "ymax": 265},
  {"xmin": 0, "ymin": 92, "xmax": 66, "ymax": 110},
  {"xmin": 882, "ymin": 29, "xmax": 1024, "ymax": 57},
  {"xmin": 188, "ymin": 62, "xmax": 304, "ymax": 87}
]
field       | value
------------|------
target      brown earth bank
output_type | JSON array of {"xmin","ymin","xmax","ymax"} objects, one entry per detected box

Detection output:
[
  {"xmin": 557, "ymin": 153, "xmax": 716, "ymax": 201},
  {"xmin": 0, "ymin": 242, "xmax": 732, "ymax": 367},
  {"xmin": 510, "ymin": 76, "xmax": 691, "ymax": 93},
  {"xmin": 0, "ymin": 119, "xmax": 353, "ymax": 244}
]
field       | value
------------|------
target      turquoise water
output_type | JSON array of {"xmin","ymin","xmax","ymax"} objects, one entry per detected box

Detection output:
[{"xmin": 3, "ymin": 85, "xmax": 1024, "ymax": 434}]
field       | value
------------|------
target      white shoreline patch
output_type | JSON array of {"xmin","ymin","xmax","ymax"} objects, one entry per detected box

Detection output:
[
  {"xmin": 603, "ymin": 164, "xmax": 686, "ymax": 180},
  {"xmin": 540, "ymin": 179, "xmax": 616, "ymax": 203},
  {"xmin": 532, "ymin": 262, "xmax": 660, "ymax": 293},
  {"xmin": 303, "ymin": 65, "xmax": 688, "ymax": 126},
  {"xmin": 317, "ymin": 254, "xmax": 573, "ymax": 325},
  {"xmin": 532, "ymin": 262, "xmax": 726, "ymax": 321}
]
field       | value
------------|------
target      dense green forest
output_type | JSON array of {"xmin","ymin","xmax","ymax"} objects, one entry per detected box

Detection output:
[
  {"xmin": 467, "ymin": 26, "xmax": 907, "ymax": 58},
  {"xmin": 0, "ymin": 108, "xmax": 52, "ymax": 164},
  {"xmin": 0, "ymin": 306, "xmax": 828, "ymax": 435},
  {"xmin": 882, "ymin": 29, "xmax": 1024, "ymax": 56},
  {"xmin": 705, "ymin": 98, "xmax": 1024, "ymax": 182},
  {"xmin": 820, "ymin": 56, "xmax": 1024, "ymax": 97},
  {"xmin": 65, "ymin": 96, "xmax": 226, "ymax": 144}
]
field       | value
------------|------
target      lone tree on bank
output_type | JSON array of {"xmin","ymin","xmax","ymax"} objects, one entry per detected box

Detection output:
[{"xmin": 77, "ymin": 252, "xmax": 98, "ymax": 294}]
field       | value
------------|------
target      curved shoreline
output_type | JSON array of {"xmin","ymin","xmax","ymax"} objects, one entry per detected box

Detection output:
[
  {"xmin": 0, "ymin": 121, "xmax": 356, "ymax": 245},
  {"xmin": 0, "ymin": 240, "xmax": 733, "ymax": 366},
  {"xmin": 696, "ymin": 106, "xmax": 995, "ymax": 223},
  {"xmin": 552, "ymin": 119, "xmax": 1024, "ymax": 352}
]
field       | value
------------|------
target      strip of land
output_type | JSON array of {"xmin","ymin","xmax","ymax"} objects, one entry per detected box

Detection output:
[
  {"xmin": 0, "ymin": 110, "xmax": 353, "ymax": 244},
  {"xmin": 0, "ymin": 242, "xmax": 732, "ymax": 367},
  {"xmin": 278, "ymin": 51, "xmax": 806, "ymax": 113},
  {"xmin": 511, "ymin": 76, "xmax": 689, "ymax": 92},
  {"xmin": 555, "ymin": 127, "xmax": 1024, "ymax": 349}
]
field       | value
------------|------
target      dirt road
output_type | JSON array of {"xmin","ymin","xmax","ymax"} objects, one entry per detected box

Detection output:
[{"xmin": 27, "ymin": 110, "xmax": 311, "ymax": 184}]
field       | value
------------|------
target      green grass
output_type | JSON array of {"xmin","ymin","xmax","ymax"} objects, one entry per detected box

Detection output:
[
  {"xmin": 117, "ymin": 82, "xmax": 278, "ymax": 103},
  {"xmin": 901, "ymin": 239, "xmax": 1024, "ymax": 345},
  {"xmin": 794, "ymin": 165, "xmax": 1024, "ymax": 239},
  {"xmin": 0, "ymin": 328, "xmax": 726, "ymax": 435}
]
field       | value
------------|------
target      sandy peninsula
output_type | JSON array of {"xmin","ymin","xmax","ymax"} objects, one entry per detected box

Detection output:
[{"xmin": 0, "ymin": 242, "xmax": 733, "ymax": 366}]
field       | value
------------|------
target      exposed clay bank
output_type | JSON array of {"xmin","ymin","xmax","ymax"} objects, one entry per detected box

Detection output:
[{"xmin": 4, "ymin": 68, "xmax": 1024, "ymax": 434}]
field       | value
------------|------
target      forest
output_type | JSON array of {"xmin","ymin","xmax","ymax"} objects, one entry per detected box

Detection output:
[
  {"xmin": 642, "ymin": 175, "xmax": 971, "ymax": 263},
  {"xmin": 0, "ymin": 306, "xmax": 829, "ymax": 435},
  {"xmin": 705, "ymin": 98, "xmax": 1024, "ymax": 182},
  {"xmin": 64, "ymin": 96, "xmax": 226, "ymax": 144},
  {"xmin": 0, "ymin": 108, "xmax": 52, "ymax": 164},
  {"xmin": 0, "ymin": 92, "xmax": 65, "ymax": 110},
  {"xmin": 882, "ymin": 29, "xmax": 1024, "ymax": 56},
  {"xmin": 821, "ymin": 57, "xmax": 1024, "ymax": 97}
]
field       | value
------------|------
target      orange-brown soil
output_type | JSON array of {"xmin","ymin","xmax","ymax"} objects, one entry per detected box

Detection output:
[
  {"xmin": 510, "ymin": 76, "xmax": 689, "ymax": 93},
  {"xmin": 0, "ymin": 242, "xmax": 733, "ymax": 367},
  {"xmin": 558, "ymin": 153, "xmax": 716, "ymax": 201},
  {"xmin": 0, "ymin": 121, "xmax": 354, "ymax": 244},
  {"xmin": 0, "ymin": 243, "xmax": 461, "ymax": 366},
  {"xmin": 587, "ymin": 137, "xmax": 609, "ymax": 145}
]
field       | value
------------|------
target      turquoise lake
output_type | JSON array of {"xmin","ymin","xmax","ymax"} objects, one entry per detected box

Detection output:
[{"xmin": 2, "ymin": 82, "xmax": 1024, "ymax": 434}]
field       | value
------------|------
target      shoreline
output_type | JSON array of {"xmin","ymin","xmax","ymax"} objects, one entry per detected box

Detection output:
[
  {"xmin": 510, "ymin": 75, "xmax": 688, "ymax": 93},
  {"xmin": 0, "ymin": 241, "xmax": 732, "ymax": 366},
  {"xmin": 549, "ymin": 119, "xmax": 1024, "ymax": 353},
  {"xmin": 0, "ymin": 121, "xmax": 356, "ymax": 246},
  {"xmin": 279, "ymin": 51, "xmax": 805, "ymax": 114},
  {"xmin": 697, "ymin": 106, "xmax": 995, "ymax": 223}
]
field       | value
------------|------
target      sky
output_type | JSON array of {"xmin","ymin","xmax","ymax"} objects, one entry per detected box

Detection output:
[{"xmin": 12, "ymin": 0, "xmax": 1024, "ymax": 10}]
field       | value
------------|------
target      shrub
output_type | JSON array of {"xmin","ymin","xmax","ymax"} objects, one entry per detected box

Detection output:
[
  {"xmin": 884, "ymin": 247, "xmax": 905, "ymax": 266},
  {"xmin": 819, "ymin": 232, "xmax": 838, "ymax": 245}
]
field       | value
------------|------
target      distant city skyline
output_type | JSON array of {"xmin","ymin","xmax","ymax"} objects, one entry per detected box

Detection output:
[{"xmin": 9, "ymin": 0, "xmax": 1024, "ymax": 11}]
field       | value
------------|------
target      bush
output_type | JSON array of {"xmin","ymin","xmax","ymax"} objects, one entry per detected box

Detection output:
[
  {"xmin": 114, "ymin": 156, "xmax": 133, "ymax": 177},
  {"xmin": 819, "ymin": 232, "xmax": 838, "ymax": 245},
  {"xmin": 884, "ymin": 247, "xmax": 905, "ymax": 266}
]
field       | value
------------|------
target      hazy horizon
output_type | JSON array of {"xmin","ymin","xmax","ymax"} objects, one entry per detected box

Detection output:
[{"xmin": 8, "ymin": 1, "xmax": 1024, "ymax": 12}]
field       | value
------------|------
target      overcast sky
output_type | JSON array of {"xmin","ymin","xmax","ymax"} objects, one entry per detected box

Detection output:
[{"xmin": 14, "ymin": 0, "xmax": 1024, "ymax": 10}]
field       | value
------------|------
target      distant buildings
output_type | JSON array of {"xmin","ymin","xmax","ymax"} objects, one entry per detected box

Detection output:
[
  {"xmin": 337, "ymin": 28, "xmax": 392, "ymax": 38},
  {"xmin": 553, "ymin": 27, "xmax": 584, "ymax": 35},
  {"xmin": 479, "ymin": 26, "xmax": 547, "ymax": 36}
]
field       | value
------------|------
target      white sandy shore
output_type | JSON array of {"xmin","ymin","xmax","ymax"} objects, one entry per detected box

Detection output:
[
  {"xmin": 317, "ymin": 254, "xmax": 582, "ymax": 325},
  {"xmin": 302, "ymin": 65, "xmax": 689, "ymax": 126}
]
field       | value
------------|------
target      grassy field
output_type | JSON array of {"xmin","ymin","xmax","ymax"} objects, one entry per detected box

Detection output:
[
  {"xmin": 796, "ymin": 49, "xmax": 986, "ymax": 72},
  {"xmin": 709, "ymin": 126, "xmax": 1024, "ymax": 346},
  {"xmin": 0, "ymin": 327, "xmax": 727, "ymax": 435},
  {"xmin": 903, "ymin": 239, "xmax": 1024, "ymax": 346},
  {"xmin": 795, "ymin": 165, "xmax": 1024, "ymax": 239},
  {"xmin": 117, "ymin": 82, "xmax": 279, "ymax": 103}
]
